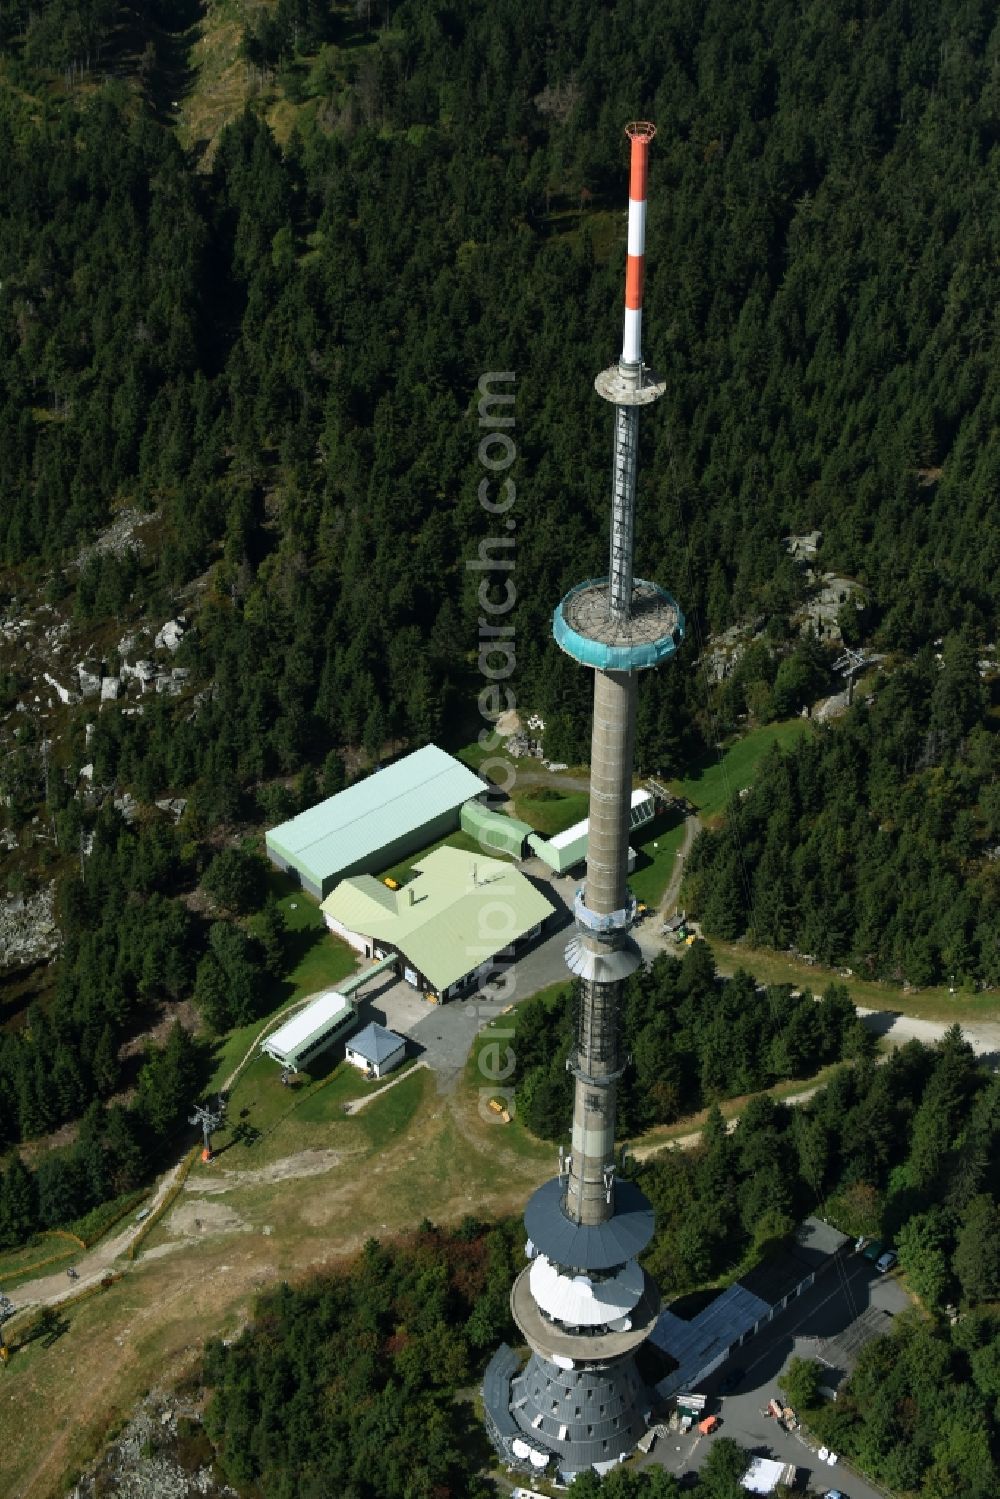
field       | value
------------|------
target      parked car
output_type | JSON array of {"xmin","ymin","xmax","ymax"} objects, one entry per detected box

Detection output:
[
  {"xmin": 861, "ymin": 1238, "xmax": 883, "ymax": 1263},
  {"xmin": 718, "ymin": 1366, "xmax": 745, "ymax": 1395},
  {"xmin": 876, "ymin": 1250, "xmax": 898, "ymax": 1273},
  {"xmin": 822, "ymin": 1490, "xmax": 846, "ymax": 1499}
]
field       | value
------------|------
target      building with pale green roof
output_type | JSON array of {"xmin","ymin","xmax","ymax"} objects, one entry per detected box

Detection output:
[
  {"xmin": 460, "ymin": 800, "xmax": 534, "ymax": 858},
  {"xmin": 527, "ymin": 787, "xmax": 654, "ymax": 875},
  {"xmin": 321, "ymin": 845, "xmax": 555, "ymax": 999},
  {"xmin": 265, "ymin": 744, "xmax": 485, "ymax": 898}
]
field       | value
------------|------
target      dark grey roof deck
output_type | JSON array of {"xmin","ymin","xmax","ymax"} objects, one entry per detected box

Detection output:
[
  {"xmin": 483, "ymin": 1343, "xmax": 521, "ymax": 1440},
  {"xmin": 524, "ymin": 1178, "xmax": 655, "ymax": 1271}
]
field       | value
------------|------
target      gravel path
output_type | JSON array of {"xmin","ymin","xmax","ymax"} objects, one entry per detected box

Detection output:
[
  {"xmin": 658, "ymin": 813, "xmax": 700, "ymax": 918},
  {"xmin": 8, "ymin": 1153, "xmax": 190, "ymax": 1312}
]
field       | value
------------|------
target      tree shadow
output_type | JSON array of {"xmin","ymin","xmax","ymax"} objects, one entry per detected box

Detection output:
[
  {"xmin": 27, "ymin": 1308, "xmax": 71, "ymax": 1349},
  {"xmin": 631, "ymin": 807, "xmax": 688, "ymax": 876},
  {"xmin": 283, "ymin": 920, "xmax": 327, "ymax": 972},
  {"xmin": 212, "ymin": 1119, "xmax": 262, "ymax": 1156}
]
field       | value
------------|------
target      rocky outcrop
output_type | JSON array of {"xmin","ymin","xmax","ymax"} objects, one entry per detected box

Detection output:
[
  {"xmin": 65, "ymin": 1388, "xmax": 236, "ymax": 1499},
  {"xmin": 0, "ymin": 883, "xmax": 59, "ymax": 972}
]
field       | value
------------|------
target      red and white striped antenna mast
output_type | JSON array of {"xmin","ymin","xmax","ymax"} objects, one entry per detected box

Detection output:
[{"xmin": 621, "ymin": 120, "xmax": 656, "ymax": 366}]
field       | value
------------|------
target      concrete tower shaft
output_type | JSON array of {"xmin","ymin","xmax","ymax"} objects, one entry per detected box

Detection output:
[
  {"xmin": 564, "ymin": 667, "xmax": 636, "ymax": 1225},
  {"xmin": 584, "ymin": 669, "xmax": 637, "ymax": 917}
]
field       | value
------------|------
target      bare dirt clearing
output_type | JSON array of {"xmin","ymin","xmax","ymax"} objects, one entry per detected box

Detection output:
[
  {"xmin": 167, "ymin": 1200, "xmax": 249, "ymax": 1238},
  {"xmin": 183, "ymin": 1146, "xmax": 349, "ymax": 1194}
]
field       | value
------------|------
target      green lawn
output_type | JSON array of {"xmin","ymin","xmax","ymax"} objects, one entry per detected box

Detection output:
[
  {"xmin": 211, "ymin": 1023, "xmax": 427, "ymax": 1166},
  {"xmin": 707, "ymin": 936, "xmax": 1000, "ymax": 1023},
  {"xmin": 629, "ymin": 811, "xmax": 689, "ymax": 907},
  {"xmin": 0, "ymin": 1237, "xmax": 79, "ymax": 1287},
  {"xmin": 461, "ymin": 991, "xmax": 568, "ymax": 1164},
  {"xmin": 357, "ymin": 1068, "xmax": 430, "ymax": 1148},
  {"xmin": 510, "ymin": 789, "xmax": 590, "ymax": 837},
  {"xmin": 672, "ymin": 718, "xmax": 814, "ymax": 820}
]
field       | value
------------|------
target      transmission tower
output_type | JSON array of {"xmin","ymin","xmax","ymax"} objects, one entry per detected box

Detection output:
[
  {"xmin": 189, "ymin": 1097, "xmax": 226, "ymax": 1162},
  {"xmin": 483, "ymin": 121, "xmax": 682, "ymax": 1483}
]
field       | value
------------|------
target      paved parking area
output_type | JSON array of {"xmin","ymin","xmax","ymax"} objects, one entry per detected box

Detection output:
[{"xmin": 644, "ymin": 1255, "xmax": 911, "ymax": 1498}]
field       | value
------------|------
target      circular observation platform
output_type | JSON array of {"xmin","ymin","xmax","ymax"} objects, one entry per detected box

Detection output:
[
  {"xmin": 553, "ymin": 578, "xmax": 685, "ymax": 672},
  {"xmin": 511, "ymin": 1264, "xmax": 661, "ymax": 1365},
  {"xmin": 594, "ymin": 362, "xmax": 666, "ymax": 407}
]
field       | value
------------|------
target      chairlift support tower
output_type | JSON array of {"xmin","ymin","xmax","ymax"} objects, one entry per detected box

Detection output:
[
  {"xmin": 189, "ymin": 1097, "xmax": 226, "ymax": 1162},
  {"xmin": 484, "ymin": 122, "xmax": 684, "ymax": 1483},
  {"xmin": 0, "ymin": 1294, "xmax": 15, "ymax": 1362},
  {"xmin": 833, "ymin": 646, "xmax": 869, "ymax": 705}
]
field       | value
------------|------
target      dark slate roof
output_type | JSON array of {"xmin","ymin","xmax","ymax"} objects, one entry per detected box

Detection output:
[
  {"xmin": 524, "ymin": 1178, "xmax": 655, "ymax": 1271},
  {"xmin": 511, "ymin": 1349, "xmax": 650, "ymax": 1469},
  {"xmin": 348, "ymin": 1021, "xmax": 405, "ymax": 1065},
  {"xmin": 482, "ymin": 1343, "xmax": 521, "ymax": 1441},
  {"xmin": 650, "ymin": 1283, "xmax": 772, "ymax": 1399},
  {"xmin": 739, "ymin": 1216, "xmax": 849, "ymax": 1307}
]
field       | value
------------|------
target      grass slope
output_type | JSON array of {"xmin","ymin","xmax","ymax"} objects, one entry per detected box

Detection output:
[
  {"xmin": 707, "ymin": 937, "xmax": 1000, "ymax": 1023},
  {"xmin": 673, "ymin": 718, "xmax": 814, "ymax": 820}
]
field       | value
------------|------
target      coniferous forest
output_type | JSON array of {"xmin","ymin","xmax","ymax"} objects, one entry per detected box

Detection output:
[
  {"xmin": 0, "ymin": 0, "xmax": 999, "ymax": 1285},
  {"xmin": 685, "ymin": 643, "xmax": 1000, "ymax": 985},
  {"xmin": 2, "ymin": 0, "xmax": 1000, "ymax": 768}
]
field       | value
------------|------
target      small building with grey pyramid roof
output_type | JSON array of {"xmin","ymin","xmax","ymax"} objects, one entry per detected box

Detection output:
[{"xmin": 345, "ymin": 1021, "xmax": 406, "ymax": 1079}]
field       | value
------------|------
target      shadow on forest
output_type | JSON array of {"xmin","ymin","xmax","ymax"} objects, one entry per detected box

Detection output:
[
  {"xmin": 145, "ymin": 4, "xmax": 201, "ymax": 129},
  {"xmin": 863, "ymin": 1008, "xmax": 1000, "ymax": 1074},
  {"xmin": 0, "ymin": 959, "xmax": 55, "ymax": 1030},
  {"xmin": 80, "ymin": 0, "xmax": 203, "ymax": 129},
  {"xmin": 672, "ymin": 738, "xmax": 735, "ymax": 792}
]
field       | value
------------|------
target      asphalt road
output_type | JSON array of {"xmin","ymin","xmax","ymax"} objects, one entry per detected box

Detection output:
[{"xmin": 643, "ymin": 1254, "xmax": 911, "ymax": 1498}]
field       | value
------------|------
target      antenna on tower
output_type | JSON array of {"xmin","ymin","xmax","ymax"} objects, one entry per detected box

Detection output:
[{"xmin": 189, "ymin": 1096, "xmax": 226, "ymax": 1163}]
